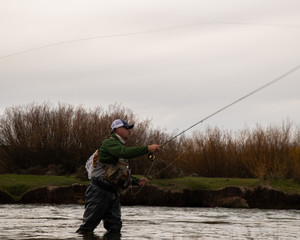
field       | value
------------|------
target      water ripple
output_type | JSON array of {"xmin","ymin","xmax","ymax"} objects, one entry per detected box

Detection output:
[{"xmin": 0, "ymin": 205, "xmax": 300, "ymax": 239}]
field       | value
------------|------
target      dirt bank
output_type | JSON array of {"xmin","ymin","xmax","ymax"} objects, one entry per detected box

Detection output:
[{"xmin": 1, "ymin": 184, "xmax": 300, "ymax": 209}]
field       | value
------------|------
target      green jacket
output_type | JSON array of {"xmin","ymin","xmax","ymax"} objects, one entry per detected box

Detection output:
[
  {"xmin": 98, "ymin": 134, "xmax": 149, "ymax": 164},
  {"xmin": 97, "ymin": 134, "xmax": 149, "ymax": 186}
]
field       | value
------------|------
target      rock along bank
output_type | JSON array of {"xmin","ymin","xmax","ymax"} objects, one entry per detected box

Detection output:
[{"xmin": 1, "ymin": 184, "xmax": 300, "ymax": 210}]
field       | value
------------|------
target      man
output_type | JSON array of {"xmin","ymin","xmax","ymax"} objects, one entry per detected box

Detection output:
[{"xmin": 76, "ymin": 119, "xmax": 161, "ymax": 235}]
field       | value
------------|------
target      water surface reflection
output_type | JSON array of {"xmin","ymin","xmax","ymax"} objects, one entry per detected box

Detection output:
[{"xmin": 1, "ymin": 204, "xmax": 300, "ymax": 239}]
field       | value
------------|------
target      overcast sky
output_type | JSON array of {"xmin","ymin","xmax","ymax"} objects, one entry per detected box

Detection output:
[{"xmin": 1, "ymin": 0, "xmax": 300, "ymax": 135}]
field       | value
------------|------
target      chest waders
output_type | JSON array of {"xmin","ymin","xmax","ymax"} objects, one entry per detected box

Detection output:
[{"xmin": 92, "ymin": 150, "xmax": 131, "ymax": 189}]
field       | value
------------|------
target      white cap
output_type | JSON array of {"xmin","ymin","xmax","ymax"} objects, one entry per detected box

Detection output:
[{"xmin": 111, "ymin": 119, "xmax": 134, "ymax": 130}]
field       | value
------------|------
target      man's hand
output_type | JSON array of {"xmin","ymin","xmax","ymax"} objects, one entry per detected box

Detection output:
[
  {"xmin": 148, "ymin": 144, "xmax": 162, "ymax": 153},
  {"xmin": 138, "ymin": 178, "xmax": 147, "ymax": 186}
]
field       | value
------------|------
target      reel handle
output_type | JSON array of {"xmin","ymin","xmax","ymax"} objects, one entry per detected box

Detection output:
[{"xmin": 147, "ymin": 152, "xmax": 156, "ymax": 161}]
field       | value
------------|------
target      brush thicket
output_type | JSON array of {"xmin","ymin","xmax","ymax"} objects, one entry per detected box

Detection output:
[{"xmin": 0, "ymin": 103, "xmax": 299, "ymax": 180}]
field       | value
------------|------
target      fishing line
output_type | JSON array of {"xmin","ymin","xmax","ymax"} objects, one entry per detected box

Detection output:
[
  {"xmin": 143, "ymin": 64, "xmax": 300, "ymax": 183},
  {"xmin": 1, "ymin": 21, "xmax": 300, "ymax": 60},
  {"xmin": 160, "ymin": 64, "xmax": 300, "ymax": 148}
]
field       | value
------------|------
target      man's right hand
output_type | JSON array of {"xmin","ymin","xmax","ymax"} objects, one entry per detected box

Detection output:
[{"xmin": 148, "ymin": 144, "xmax": 162, "ymax": 153}]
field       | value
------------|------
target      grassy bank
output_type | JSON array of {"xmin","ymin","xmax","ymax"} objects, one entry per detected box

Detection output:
[
  {"xmin": 0, "ymin": 174, "xmax": 89, "ymax": 198},
  {"xmin": 150, "ymin": 177, "xmax": 300, "ymax": 194},
  {"xmin": 1, "ymin": 174, "xmax": 300, "ymax": 199}
]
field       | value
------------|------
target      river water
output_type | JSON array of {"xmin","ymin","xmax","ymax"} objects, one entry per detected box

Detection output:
[{"xmin": 0, "ymin": 204, "xmax": 299, "ymax": 240}]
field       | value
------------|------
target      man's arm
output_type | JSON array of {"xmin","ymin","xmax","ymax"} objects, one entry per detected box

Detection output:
[{"xmin": 104, "ymin": 138, "xmax": 149, "ymax": 159}]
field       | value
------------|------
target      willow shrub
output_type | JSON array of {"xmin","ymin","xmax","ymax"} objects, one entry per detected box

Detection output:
[
  {"xmin": 0, "ymin": 103, "xmax": 166, "ymax": 175},
  {"xmin": 0, "ymin": 103, "xmax": 299, "ymax": 179},
  {"xmin": 176, "ymin": 122, "xmax": 300, "ymax": 179},
  {"xmin": 176, "ymin": 128, "xmax": 250, "ymax": 178},
  {"xmin": 238, "ymin": 122, "xmax": 300, "ymax": 179}
]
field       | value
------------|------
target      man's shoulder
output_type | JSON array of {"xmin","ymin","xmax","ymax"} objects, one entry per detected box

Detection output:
[
  {"xmin": 102, "ymin": 135, "xmax": 121, "ymax": 146},
  {"xmin": 102, "ymin": 137, "xmax": 114, "ymax": 144}
]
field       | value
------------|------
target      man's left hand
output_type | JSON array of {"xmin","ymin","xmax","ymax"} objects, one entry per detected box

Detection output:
[{"xmin": 138, "ymin": 178, "xmax": 147, "ymax": 186}]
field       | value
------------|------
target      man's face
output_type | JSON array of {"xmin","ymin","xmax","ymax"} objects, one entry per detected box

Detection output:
[{"xmin": 115, "ymin": 126, "xmax": 131, "ymax": 141}]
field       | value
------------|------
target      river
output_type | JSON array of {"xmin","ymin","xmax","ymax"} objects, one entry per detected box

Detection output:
[{"xmin": 0, "ymin": 204, "xmax": 299, "ymax": 239}]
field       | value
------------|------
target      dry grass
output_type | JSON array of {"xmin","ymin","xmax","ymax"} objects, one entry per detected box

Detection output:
[
  {"xmin": 0, "ymin": 103, "xmax": 299, "ymax": 180},
  {"xmin": 176, "ymin": 121, "xmax": 300, "ymax": 179}
]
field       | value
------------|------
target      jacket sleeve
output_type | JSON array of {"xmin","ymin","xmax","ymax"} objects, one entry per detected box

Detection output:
[
  {"xmin": 131, "ymin": 175, "xmax": 140, "ymax": 186},
  {"xmin": 103, "ymin": 138, "xmax": 149, "ymax": 159}
]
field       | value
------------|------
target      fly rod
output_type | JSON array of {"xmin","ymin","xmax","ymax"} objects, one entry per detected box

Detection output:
[{"xmin": 147, "ymin": 64, "xmax": 300, "ymax": 161}]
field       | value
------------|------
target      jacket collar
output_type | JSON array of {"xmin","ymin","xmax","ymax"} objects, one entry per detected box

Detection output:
[{"xmin": 111, "ymin": 133, "xmax": 125, "ymax": 144}]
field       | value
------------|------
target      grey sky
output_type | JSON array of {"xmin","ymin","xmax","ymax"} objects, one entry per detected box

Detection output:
[{"xmin": 1, "ymin": 0, "xmax": 300, "ymax": 134}]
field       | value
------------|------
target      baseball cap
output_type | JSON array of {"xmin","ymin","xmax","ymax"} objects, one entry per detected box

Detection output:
[{"xmin": 111, "ymin": 119, "xmax": 134, "ymax": 131}]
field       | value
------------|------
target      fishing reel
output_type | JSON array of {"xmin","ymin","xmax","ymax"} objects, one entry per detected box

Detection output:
[{"xmin": 147, "ymin": 152, "xmax": 156, "ymax": 162}]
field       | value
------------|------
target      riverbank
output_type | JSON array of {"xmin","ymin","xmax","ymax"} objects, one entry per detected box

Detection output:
[{"xmin": 1, "ymin": 174, "xmax": 300, "ymax": 209}]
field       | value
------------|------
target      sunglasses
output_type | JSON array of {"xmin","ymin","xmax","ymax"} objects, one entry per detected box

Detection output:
[{"xmin": 122, "ymin": 126, "xmax": 131, "ymax": 130}]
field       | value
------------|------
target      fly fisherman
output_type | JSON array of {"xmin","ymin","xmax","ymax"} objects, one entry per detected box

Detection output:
[{"xmin": 76, "ymin": 119, "xmax": 161, "ymax": 236}]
